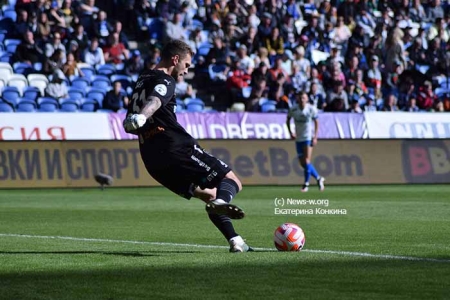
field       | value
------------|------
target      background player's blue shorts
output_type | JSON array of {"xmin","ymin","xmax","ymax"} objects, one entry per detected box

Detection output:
[{"xmin": 296, "ymin": 140, "xmax": 313, "ymax": 158}]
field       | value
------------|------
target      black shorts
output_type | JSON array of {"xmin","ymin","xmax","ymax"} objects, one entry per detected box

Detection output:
[{"xmin": 140, "ymin": 143, "xmax": 231, "ymax": 199}]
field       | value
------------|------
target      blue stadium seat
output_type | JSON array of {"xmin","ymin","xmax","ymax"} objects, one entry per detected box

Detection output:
[
  {"xmin": 38, "ymin": 97, "xmax": 59, "ymax": 106},
  {"xmin": 87, "ymin": 88, "xmax": 105, "ymax": 107},
  {"xmin": 16, "ymin": 101, "xmax": 36, "ymax": 112},
  {"xmin": 110, "ymin": 75, "xmax": 133, "ymax": 90},
  {"xmin": 13, "ymin": 62, "xmax": 33, "ymax": 75},
  {"xmin": 241, "ymin": 86, "xmax": 252, "ymax": 98},
  {"xmin": 68, "ymin": 87, "xmax": 85, "ymax": 100},
  {"xmin": 3, "ymin": 9, "xmax": 16, "ymax": 22},
  {"xmin": 96, "ymin": 108, "xmax": 113, "ymax": 113},
  {"xmin": 0, "ymin": 52, "xmax": 12, "ymax": 63},
  {"xmin": 4, "ymin": 39, "xmax": 20, "ymax": 53},
  {"xmin": 96, "ymin": 64, "xmax": 116, "ymax": 76},
  {"xmin": 0, "ymin": 101, "xmax": 14, "ymax": 112},
  {"xmin": 38, "ymin": 102, "xmax": 58, "ymax": 112},
  {"xmin": 197, "ymin": 42, "xmax": 212, "ymax": 57},
  {"xmin": 91, "ymin": 75, "xmax": 111, "ymax": 89},
  {"xmin": 71, "ymin": 76, "xmax": 90, "ymax": 90},
  {"xmin": 0, "ymin": 30, "xmax": 6, "ymax": 44},
  {"xmin": 191, "ymin": 19, "xmax": 204, "ymax": 30},
  {"xmin": 148, "ymin": 18, "xmax": 165, "ymax": 41},
  {"xmin": 1, "ymin": 86, "xmax": 20, "ymax": 105},
  {"xmin": 260, "ymin": 100, "xmax": 277, "ymax": 112},
  {"xmin": 80, "ymin": 98, "xmax": 97, "ymax": 112},
  {"xmin": 79, "ymin": 65, "xmax": 96, "ymax": 81},
  {"xmin": 60, "ymin": 98, "xmax": 79, "ymax": 112},
  {"xmin": 23, "ymin": 86, "xmax": 41, "ymax": 101},
  {"xmin": 208, "ymin": 64, "xmax": 227, "ymax": 81},
  {"xmin": 185, "ymin": 98, "xmax": 205, "ymax": 112}
]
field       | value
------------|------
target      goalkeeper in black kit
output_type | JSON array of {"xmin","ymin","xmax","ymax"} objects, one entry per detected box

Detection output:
[{"xmin": 123, "ymin": 39, "xmax": 252, "ymax": 252}]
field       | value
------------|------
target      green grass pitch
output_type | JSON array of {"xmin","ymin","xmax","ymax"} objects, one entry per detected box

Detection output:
[{"xmin": 0, "ymin": 185, "xmax": 449, "ymax": 300}]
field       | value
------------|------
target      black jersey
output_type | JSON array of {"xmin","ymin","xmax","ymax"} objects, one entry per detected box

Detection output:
[{"xmin": 129, "ymin": 69, "xmax": 196, "ymax": 151}]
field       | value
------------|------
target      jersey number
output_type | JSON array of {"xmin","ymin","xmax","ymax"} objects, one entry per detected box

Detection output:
[{"xmin": 132, "ymin": 90, "xmax": 147, "ymax": 114}]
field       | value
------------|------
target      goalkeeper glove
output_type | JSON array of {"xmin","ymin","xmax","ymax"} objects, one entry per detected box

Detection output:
[{"xmin": 123, "ymin": 114, "xmax": 147, "ymax": 132}]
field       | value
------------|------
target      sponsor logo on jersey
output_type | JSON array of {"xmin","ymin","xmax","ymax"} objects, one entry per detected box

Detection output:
[
  {"xmin": 164, "ymin": 79, "xmax": 171, "ymax": 85},
  {"xmin": 154, "ymin": 84, "xmax": 167, "ymax": 96}
]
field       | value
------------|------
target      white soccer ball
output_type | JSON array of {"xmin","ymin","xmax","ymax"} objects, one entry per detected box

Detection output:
[{"xmin": 274, "ymin": 223, "xmax": 306, "ymax": 251}]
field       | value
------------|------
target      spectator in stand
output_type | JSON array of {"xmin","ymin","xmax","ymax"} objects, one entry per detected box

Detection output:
[
  {"xmin": 239, "ymin": 26, "xmax": 260, "ymax": 55},
  {"xmin": 354, "ymin": 69, "xmax": 368, "ymax": 96},
  {"xmin": 16, "ymin": 31, "xmax": 44, "ymax": 64},
  {"xmin": 326, "ymin": 80, "xmax": 349, "ymax": 110},
  {"xmin": 404, "ymin": 97, "xmax": 420, "ymax": 112},
  {"xmin": 125, "ymin": 50, "xmax": 145, "ymax": 76},
  {"xmin": 134, "ymin": 0, "xmax": 153, "ymax": 29},
  {"xmin": 47, "ymin": 0, "xmax": 66, "ymax": 28},
  {"xmin": 407, "ymin": 37, "xmax": 427, "ymax": 69},
  {"xmin": 257, "ymin": 12, "xmax": 274, "ymax": 42},
  {"xmin": 45, "ymin": 70, "xmax": 68, "ymax": 100},
  {"xmin": 344, "ymin": 55, "xmax": 359, "ymax": 84},
  {"xmin": 363, "ymin": 94, "xmax": 377, "ymax": 111},
  {"xmin": 333, "ymin": 16, "xmax": 352, "ymax": 48},
  {"xmin": 409, "ymin": 0, "xmax": 427, "ymax": 23},
  {"xmin": 83, "ymin": 37, "xmax": 105, "ymax": 67},
  {"xmin": 264, "ymin": 27, "xmax": 284, "ymax": 57},
  {"xmin": 45, "ymin": 32, "xmax": 67, "ymax": 63},
  {"xmin": 206, "ymin": 37, "xmax": 230, "ymax": 65},
  {"xmin": 113, "ymin": 21, "xmax": 130, "ymax": 49},
  {"xmin": 280, "ymin": 50, "xmax": 294, "ymax": 76},
  {"xmin": 417, "ymin": 81, "xmax": 438, "ymax": 111},
  {"xmin": 426, "ymin": 0, "xmax": 445, "ymax": 20},
  {"xmin": 226, "ymin": 58, "xmax": 251, "ymax": 91},
  {"xmin": 366, "ymin": 55, "xmax": 382, "ymax": 97},
  {"xmin": 61, "ymin": 0, "xmax": 75, "ymax": 26},
  {"xmin": 79, "ymin": 0, "xmax": 100, "ymax": 33},
  {"xmin": 292, "ymin": 46, "xmax": 310, "ymax": 80},
  {"xmin": 94, "ymin": 10, "xmax": 112, "ymax": 45},
  {"xmin": 165, "ymin": 12, "xmax": 186, "ymax": 42},
  {"xmin": 36, "ymin": 11, "xmax": 52, "ymax": 41},
  {"xmin": 387, "ymin": 59, "xmax": 404, "ymax": 88},
  {"xmin": 62, "ymin": 52, "xmax": 84, "ymax": 77},
  {"xmin": 236, "ymin": 44, "xmax": 255, "ymax": 76},
  {"xmin": 103, "ymin": 32, "xmax": 129, "ymax": 64},
  {"xmin": 384, "ymin": 27, "xmax": 407, "ymax": 72},
  {"xmin": 14, "ymin": 9, "xmax": 29, "ymax": 38},
  {"xmin": 43, "ymin": 49, "xmax": 65, "ymax": 75},
  {"xmin": 308, "ymin": 82, "xmax": 325, "ymax": 109},
  {"xmin": 70, "ymin": 24, "xmax": 89, "ymax": 53},
  {"xmin": 103, "ymin": 81, "xmax": 129, "ymax": 111},
  {"xmin": 348, "ymin": 99, "xmax": 363, "ymax": 113},
  {"xmin": 253, "ymin": 47, "xmax": 271, "ymax": 69},
  {"xmin": 175, "ymin": 75, "xmax": 195, "ymax": 100},
  {"xmin": 382, "ymin": 94, "xmax": 400, "ymax": 111}
]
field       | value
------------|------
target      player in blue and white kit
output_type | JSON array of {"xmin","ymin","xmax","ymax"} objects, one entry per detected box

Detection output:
[{"xmin": 286, "ymin": 91, "xmax": 325, "ymax": 192}]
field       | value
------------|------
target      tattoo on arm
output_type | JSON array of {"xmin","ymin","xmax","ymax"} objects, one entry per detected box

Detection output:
[{"xmin": 141, "ymin": 96, "xmax": 162, "ymax": 119}]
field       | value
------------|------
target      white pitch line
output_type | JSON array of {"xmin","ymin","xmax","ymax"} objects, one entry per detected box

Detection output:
[{"xmin": 0, "ymin": 233, "xmax": 449, "ymax": 263}]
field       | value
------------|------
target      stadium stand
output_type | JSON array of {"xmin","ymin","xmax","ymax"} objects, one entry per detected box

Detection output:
[{"xmin": 0, "ymin": 0, "xmax": 449, "ymax": 113}]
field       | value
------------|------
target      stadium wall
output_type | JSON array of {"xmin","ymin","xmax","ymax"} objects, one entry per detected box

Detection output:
[
  {"xmin": 0, "ymin": 139, "xmax": 449, "ymax": 188},
  {"xmin": 2, "ymin": 112, "xmax": 450, "ymax": 140}
]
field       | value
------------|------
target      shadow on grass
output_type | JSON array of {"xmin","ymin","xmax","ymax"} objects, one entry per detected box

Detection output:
[
  {"xmin": 0, "ymin": 250, "xmax": 198, "ymax": 257},
  {"xmin": 0, "ymin": 258, "xmax": 449, "ymax": 300}
]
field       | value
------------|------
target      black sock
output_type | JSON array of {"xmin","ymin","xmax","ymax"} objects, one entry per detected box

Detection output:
[
  {"xmin": 208, "ymin": 214, "xmax": 238, "ymax": 240},
  {"xmin": 208, "ymin": 178, "xmax": 240, "ymax": 240},
  {"xmin": 216, "ymin": 178, "xmax": 239, "ymax": 202}
]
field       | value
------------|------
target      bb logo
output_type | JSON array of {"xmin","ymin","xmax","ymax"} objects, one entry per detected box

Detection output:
[{"xmin": 402, "ymin": 140, "xmax": 450, "ymax": 183}]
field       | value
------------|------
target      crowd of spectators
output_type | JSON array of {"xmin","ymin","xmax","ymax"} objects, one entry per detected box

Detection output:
[{"xmin": 0, "ymin": 0, "xmax": 450, "ymax": 113}]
